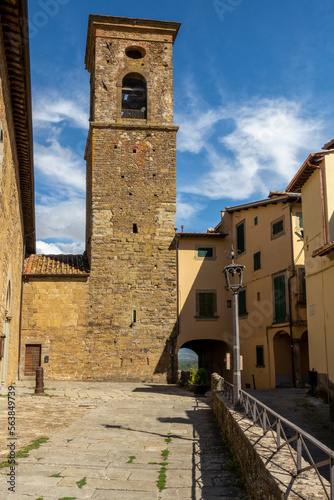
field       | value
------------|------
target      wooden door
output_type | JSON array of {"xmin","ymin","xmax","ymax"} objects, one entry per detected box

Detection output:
[{"xmin": 24, "ymin": 345, "xmax": 41, "ymax": 376}]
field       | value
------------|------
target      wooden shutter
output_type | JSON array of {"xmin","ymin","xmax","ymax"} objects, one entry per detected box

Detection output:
[
  {"xmin": 237, "ymin": 223, "xmax": 245, "ymax": 254},
  {"xmin": 238, "ymin": 289, "xmax": 247, "ymax": 316},
  {"xmin": 24, "ymin": 345, "xmax": 41, "ymax": 376},
  {"xmin": 274, "ymin": 275, "xmax": 286, "ymax": 323}
]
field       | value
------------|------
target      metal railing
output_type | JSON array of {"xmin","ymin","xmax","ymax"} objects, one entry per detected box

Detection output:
[
  {"xmin": 221, "ymin": 379, "xmax": 233, "ymax": 401},
  {"xmin": 238, "ymin": 390, "xmax": 334, "ymax": 500},
  {"xmin": 121, "ymin": 109, "xmax": 146, "ymax": 119}
]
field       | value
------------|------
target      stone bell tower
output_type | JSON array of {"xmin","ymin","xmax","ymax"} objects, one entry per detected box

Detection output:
[{"xmin": 84, "ymin": 16, "xmax": 180, "ymax": 382}]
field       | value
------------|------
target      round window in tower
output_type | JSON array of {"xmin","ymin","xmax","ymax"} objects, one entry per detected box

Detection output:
[{"xmin": 125, "ymin": 46, "xmax": 146, "ymax": 59}]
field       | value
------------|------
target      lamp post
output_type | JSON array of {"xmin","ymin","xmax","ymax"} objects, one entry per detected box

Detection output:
[{"xmin": 224, "ymin": 246, "xmax": 245, "ymax": 406}]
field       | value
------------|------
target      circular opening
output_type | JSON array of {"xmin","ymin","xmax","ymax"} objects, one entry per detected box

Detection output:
[{"xmin": 125, "ymin": 46, "xmax": 146, "ymax": 59}]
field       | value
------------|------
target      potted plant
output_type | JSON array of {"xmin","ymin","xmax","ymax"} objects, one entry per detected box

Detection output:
[{"xmin": 188, "ymin": 368, "xmax": 211, "ymax": 395}]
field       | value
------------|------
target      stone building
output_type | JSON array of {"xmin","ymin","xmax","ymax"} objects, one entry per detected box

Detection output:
[
  {"xmin": 20, "ymin": 16, "xmax": 180, "ymax": 382},
  {"xmin": 0, "ymin": 0, "xmax": 35, "ymax": 389}
]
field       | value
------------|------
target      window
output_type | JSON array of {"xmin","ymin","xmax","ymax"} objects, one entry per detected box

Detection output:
[
  {"xmin": 238, "ymin": 289, "xmax": 247, "ymax": 316},
  {"xmin": 256, "ymin": 346, "xmax": 264, "ymax": 367},
  {"xmin": 254, "ymin": 216, "xmax": 258, "ymax": 226},
  {"xmin": 296, "ymin": 212, "xmax": 303, "ymax": 229},
  {"xmin": 297, "ymin": 267, "xmax": 306, "ymax": 306},
  {"xmin": 195, "ymin": 246, "xmax": 215, "ymax": 259},
  {"xmin": 236, "ymin": 221, "xmax": 245, "ymax": 255},
  {"xmin": 196, "ymin": 290, "xmax": 217, "ymax": 319},
  {"xmin": 125, "ymin": 46, "xmax": 146, "ymax": 59},
  {"xmin": 271, "ymin": 216, "xmax": 285, "ymax": 239},
  {"xmin": 273, "ymin": 274, "xmax": 286, "ymax": 323},
  {"xmin": 121, "ymin": 73, "xmax": 147, "ymax": 119},
  {"xmin": 253, "ymin": 251, "xmax": 261, "ymax": 271}
]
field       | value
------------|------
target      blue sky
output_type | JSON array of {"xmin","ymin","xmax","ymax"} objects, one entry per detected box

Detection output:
[{"xmin": 28, "ymin": 0, "xmax": 334, "ymax": 254}]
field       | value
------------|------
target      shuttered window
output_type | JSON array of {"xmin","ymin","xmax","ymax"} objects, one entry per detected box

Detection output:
[
  {"xmin": 196, "ymin": 291, "xmax": 217, "ymax": 318},
  {"xmin": 273, "ymin": 275, "xmax": 286, "ymax": 323},
  {"xmin": 238, "ymin": 289, "xmax": 247, "ymax": 316},
  {"xmin": 197, "ymin": 247, "xmax": 213, "ymax": 258},
  {"xmin": 254, "ymin": 251, "xmax": 261, "ymax": 271},
  {"xmin": 236, "ymin": 221, "xmax": 245, "ymax": 255}
]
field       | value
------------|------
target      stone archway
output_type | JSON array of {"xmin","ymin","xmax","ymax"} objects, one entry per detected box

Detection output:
[
  {"xmin": 273, "ymin": 331, "xmax": 293, "ymax": 388},
  {"xmin": 179, "ymin": 339, "xmax": 232, "ymax": 383}
]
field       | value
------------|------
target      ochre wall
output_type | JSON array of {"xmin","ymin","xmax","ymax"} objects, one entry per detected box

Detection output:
[{"xmin": 21, "ymin": 277, "xmax": 89, "ymax": 380}]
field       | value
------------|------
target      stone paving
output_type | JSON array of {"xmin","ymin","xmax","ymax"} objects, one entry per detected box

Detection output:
[{"xmin": 0, "ymin": 382, "xmax": 248, "ymax": 499}]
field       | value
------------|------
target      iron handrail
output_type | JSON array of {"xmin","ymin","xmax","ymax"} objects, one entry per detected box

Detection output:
[
  {"xmin": 239, "ymin": 390, "xmax": 334, "ymax": 500},
  {"xmin": 221, "ymin": 379, "xmax": 233, "ymax": 401}
]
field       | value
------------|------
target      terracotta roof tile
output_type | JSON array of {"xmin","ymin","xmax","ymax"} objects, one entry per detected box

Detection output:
[{"xmin": 24, "ymin": 254, "xmax": 90, "ymax": 276}]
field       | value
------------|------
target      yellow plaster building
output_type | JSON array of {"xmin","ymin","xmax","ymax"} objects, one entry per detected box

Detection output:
[
  {"xmin": 287, "ymin": 143, "xmax": 334, "ymax": 409},
  {"xmin": 177, "ymin": 192, "xmax": 308, "ymax": 390}
]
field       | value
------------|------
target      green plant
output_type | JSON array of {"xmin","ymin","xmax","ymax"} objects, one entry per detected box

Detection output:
[
  {"xmin": 188, "ymin": 368, "xmax": 210, "ymax": 385},
  {"xmin": 76, "ymin": 477, "xmax": 86, "ymax": 488}
]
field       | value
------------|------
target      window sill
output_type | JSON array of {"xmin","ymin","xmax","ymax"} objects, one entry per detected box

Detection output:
[
  {"xmin": 256, "ymin": 365, "xmax": 265, "ymax": 368},
  {"xmin": 239, "ymin": 313, "xmax": 248, "ymax": 318}
]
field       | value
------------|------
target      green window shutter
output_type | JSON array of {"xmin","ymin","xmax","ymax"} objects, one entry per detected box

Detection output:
[
  {"xmin": 274, "ymin": 275, "xmax": 286, "ymax": 323},
  {"xmin": 272, "ymin": 218, "xmax": 284, "ymax": 236},
  {"xmin": 197, "ymin": 292, "xmax": 216, "ymax": 318},
  {"xmin": 237, "ymin": 223, "xmax": 245, "ymax": 254},
  {"xmin": 238, "ymin": 289, "xmax": 247, "ymax": 316},
  {"xmin": 197, "ymin": 247, "xmax": 213, "ymax": 258},
  {"xmin": 254, "ymin": 251, "xmax": 261, "ymax": 271}
]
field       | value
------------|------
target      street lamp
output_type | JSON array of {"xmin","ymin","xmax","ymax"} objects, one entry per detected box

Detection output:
[{"xmin": 223, "ymin": 246, "xmax": 245, "ymax": 406}]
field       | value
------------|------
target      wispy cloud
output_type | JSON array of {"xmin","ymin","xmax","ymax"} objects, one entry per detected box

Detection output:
[
  {"xmin": 34, "ymin": 139, "xmax": 86, "ymax": 193},
  {"xmin": 33, "ymin": 95, "xmax": 89, "ymax": 130},
  {"xmin": 177, "ymin": 94, "xmax": 325, "ymax": 202},
  {"xmin": 36, "ymin": 198, "xmax": 85, "ymax": 243}
]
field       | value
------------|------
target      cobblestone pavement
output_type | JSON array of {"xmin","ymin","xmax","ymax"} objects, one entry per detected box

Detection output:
[{"xmin": 0, "ymin": 382, "xmax": 248, "ymax": 499}]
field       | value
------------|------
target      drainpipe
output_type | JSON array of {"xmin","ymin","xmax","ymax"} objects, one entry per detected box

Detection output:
[{"xmin": 288, "ymin": 201, "xmax": 298, "ymax": 388}]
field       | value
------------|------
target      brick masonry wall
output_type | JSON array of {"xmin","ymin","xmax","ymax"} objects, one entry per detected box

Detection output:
[
  {"xmin": 21, "ymin": 277, "xmax": 89, "ymax": 380},
  {"xmin": 0, "ymin": 26, "xmax": 25, "ymax": 386},
  {"xmin": 85, "ymin": 125, "xmax": 177, "ymax": 382},
  {"xmin": 83, "ymin": 18, "xmax": 178, "ymax": 382}
]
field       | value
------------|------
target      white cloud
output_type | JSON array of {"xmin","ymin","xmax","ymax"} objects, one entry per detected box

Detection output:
[
  {"xmin": 33, "ymin": 96, "xmax": 88, "ymax": 130},
  {"xmin": 36, "ymin": 198, "xmax": 85, "ymax": 243},
  {"xmin": 34, "ymin": 139, "xmax": 86, "ymax": 193},
  {"xmin": 178, "ymin": 96, "xmax": 324, "ymax": 201},
  {"xmin": 36, "ymin": 240, "xmax": 85, "ymax": 255}
]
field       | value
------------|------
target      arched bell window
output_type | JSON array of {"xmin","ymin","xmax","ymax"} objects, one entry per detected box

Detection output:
[{"xmin": 121, "ymin": 73, "xmax": 147, "ymax": 120}]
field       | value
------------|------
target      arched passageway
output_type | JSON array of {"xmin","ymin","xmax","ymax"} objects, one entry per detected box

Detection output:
[
  {"xmin": 273, "ymin": 331, "xmax": 293, "ymax": 387},
  {"xmin": 179, "ymin": 339, "xmax": 232, "ymax": 383}
]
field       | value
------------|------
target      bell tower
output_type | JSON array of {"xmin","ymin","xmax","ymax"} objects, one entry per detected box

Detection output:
[{"xmin": 84, "ymin": 16, "xmax": 180, "ymax": 382}]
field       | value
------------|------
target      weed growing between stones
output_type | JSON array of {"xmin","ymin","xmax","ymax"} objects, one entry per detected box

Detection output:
[
  {"xmin": 76, "ymin": 477, "xmax": 87, "ymax": 488},
  {"xmin": 57, "ymin": 497, "xmax": 76, "ymax": 500},
  {"xmin": 0, "ymin": 437, "xmax": 50, "ymax": 468},
  {"xmin": 149, "ymin": 435, "xmax": 172, "ymax": 492},
  {"xmin": 127, "ymin": 455, "xmax": 136, "ymax": 463},
  {"xmin": 50, "ymin": 472, "xmax": 64, "ymax": 478}
]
